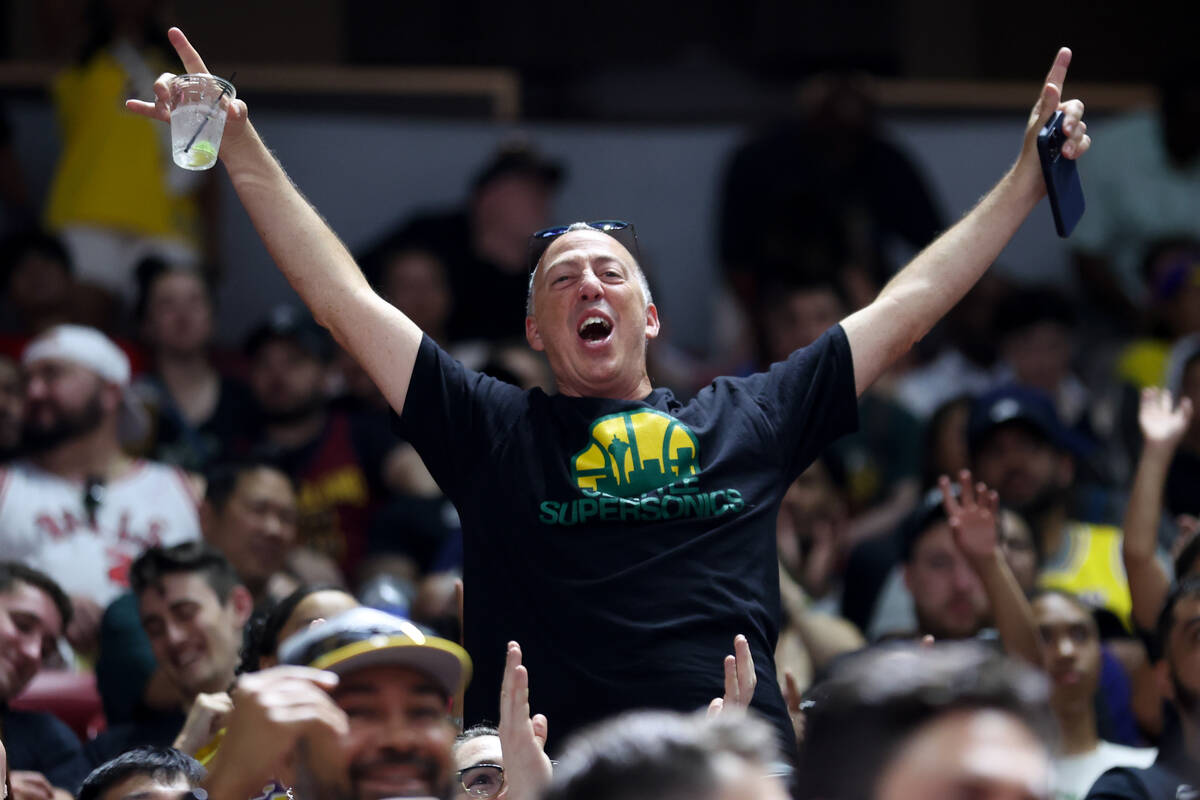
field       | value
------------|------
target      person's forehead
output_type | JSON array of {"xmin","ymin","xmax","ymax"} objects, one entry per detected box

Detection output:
[
  {"xmin": 454, "ymin": 735, "xmax": 502, "ymax": 770},
  {"xmin": 913, "ymin": 521, "xmax": 955, "ymax": 557},
  {"xmin": 332, "ymin": 663, "xmax": 446, "ymax": 702},
  {"xmin": 23, "ymin": 356, "xmax": 97, "ymax": 381},
  {"xmin": 540, "ymin": 230, "xmax": 637, "ymax": 274},
  {"xmin": 100, "ymin": 771, "xmax": 194, "ymax": 800},
  {"xmin": 886, "ymin": 709, "xmax": 1048, "ymax": 795},
  {"xmin": 234, "ymin": 467, "xmax": 295, "ymax": 501},
  {"xmin": 1032, "ymin": 594, "xmax": 1091, "ymax": 627},
  {"xmin": 1, "ymin": 581, "xmax": 63, "ymax": 636},
  {"xmin": 141, "ymin": 572, "xmax": 222, "ymax": 609}
]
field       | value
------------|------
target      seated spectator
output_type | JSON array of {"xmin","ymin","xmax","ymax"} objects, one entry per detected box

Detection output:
[
  {"xmin": 133, "ymin": 261, "xmax": 255, "ymax": 473},
  {"xmin": 865, "ymin": 475, "xmax": 1040, "ymax": 668},
  {"xmin": 241, "ymin": 306, "xmax": 429, "ymax": 586},
  {"xmin": 77, "ymin": 746, "xmax": 204, "ymax": 800},
  {"xmin": 238, "ymin": 584, "xmax": 360, "ymax": 675},
  {"xmin": 0, "ymin": 325, "xmax": 201, "ymax": 656},
  {"xmin": 0, "ymin": 562, "xmax": 90, "ymax": 800},
  {"xmin": 968, "ymin": 385, "xmax": 1133, "ymax": 633},
  {"xmin": 1087, "ymin": 578, "xmax": 1200, "ymax": 799},
  {"xmin": 994, "ymin": 286, "xmax": 1090, "ymax": 431},
  {"xmin": 453, "ymin": 725, "xmax": 505, "ymax": 799},
  {"xmin": 0, "ymin": 231, "xmax": 77, "ymax": 341},
  {"xmin": 540, "ymin": 711, "xmax": 788, "ymax": 800},
  {"xmin": 797, "ymin": 641, "xmax": 1054, "ymax": 800},
  {"xmin": 87, "ymin": 543, "xmax": 252, "ymax": 766},
  {"xmin": 1032, "ymin": 591, "xmax": 1156, "ymax": 800},
  {"xmin": 200, "ymin": 461, "xmax": 310, "ymax": 605},
  {"xmin": 171, "ymin": 584, "xmax": 360, "ymax": 763},
  {"xmin": 197, "ymin": 607, "xmax": 471, "ymax": 800}
]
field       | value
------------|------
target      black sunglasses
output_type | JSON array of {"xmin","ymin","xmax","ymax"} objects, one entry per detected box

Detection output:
[{"xmin": 527, "ymin": 220, "xmax": 640, "ymax": 275}]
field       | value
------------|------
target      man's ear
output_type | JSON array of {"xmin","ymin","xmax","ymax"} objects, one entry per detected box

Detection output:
[
  {"xmin": 644, "ymin": 303, "xmax": 660, "ymax": 341},
  {"xmin": 526, "ymin": 315, "xmax": 544, "ymax": 352},
  {"xmin": 229, "ymin": 584, "xmax": 255, "ymax": 628}
]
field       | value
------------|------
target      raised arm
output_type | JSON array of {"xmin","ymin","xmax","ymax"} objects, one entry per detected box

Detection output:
[
  {"xmin": 127, "ymin": 28, "xmax": 423, "ymax": 414},
  {"xmin": 1124, "ymin": 388, "xmax": 1193, "ymax": 632},
  {"xmin": 841, "ymin": 48, "xmax": 1090, "ymax": 395},
  {"xmin": 942, "ymin": 471, "xmax": 1043, "ymax": 666}
]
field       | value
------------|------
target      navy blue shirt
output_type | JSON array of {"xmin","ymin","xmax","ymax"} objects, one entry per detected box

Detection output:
[
  {"xmin": 1, "ymin": 707, "xmax": 92, "ymax": 793},
  {"xmin": 395, "ymin": 325, "xmax": 858, "ymax": 753}
]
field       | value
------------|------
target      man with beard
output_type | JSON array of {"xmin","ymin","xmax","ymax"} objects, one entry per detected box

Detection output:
[
  {"xmin": 968, "ymin": 384, "xmax": 1131, "ymax": 633},
  {"xmin": 241, "ymin": 307, "xmax": 417, "ymax": 585},
  {"xmin": 197, "ymin": 607, "xmax": 470, "ymax": 800},
  {"xmin": 1087, "ymin": 577, "xmax": 1200, "ymax": 799},
  {"xmin": 0, "ymin": 325, "xmax": 200, "ymax": 654}
]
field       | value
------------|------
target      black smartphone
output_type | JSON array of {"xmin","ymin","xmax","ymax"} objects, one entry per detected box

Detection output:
[{"xmin": 1036, "ymin": 110, "xmax": 1086, "ymax": 238}]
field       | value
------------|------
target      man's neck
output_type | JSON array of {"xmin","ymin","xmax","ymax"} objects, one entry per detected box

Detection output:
[
  {"xmin": 265, "ymin": 409, "xmax": 327, "ymax": 450},
  {"xmin": 1055, "ymin": 704, "xmax": 1100, "ymax": 756},
  {"xmin": 1036, "ymin": 503, "xmax": 1071, "ymax": 559},
  {"xmin": 31, "ymin": 427, "xmax": 132, "ymax": 482},
  {"xmin": 559, "ymin": 373, "xmax": 654, "ymax": 402}
]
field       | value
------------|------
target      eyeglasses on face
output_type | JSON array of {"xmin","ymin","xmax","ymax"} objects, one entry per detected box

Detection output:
[
  {"xmin": 526, "ymin": 220, "xmax": 640, "ymax": 276},
  {"xmin": 457, "ymin": 763, "xmax": 504, "ymax": 798}
]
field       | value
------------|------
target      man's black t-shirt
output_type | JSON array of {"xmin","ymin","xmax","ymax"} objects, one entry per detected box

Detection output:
[{"xmin": 394, "ymin": 325, "xmax": 858, "ymax": 751}]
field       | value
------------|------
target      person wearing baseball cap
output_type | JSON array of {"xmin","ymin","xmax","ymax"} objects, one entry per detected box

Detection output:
[
  {"xmin": 0, "ymin": 324, "xmax": 201, "ymax": 657},
  {"xmin": 199, "ymin": 607, "xmax": 471, "ymax": 800},
  {"xmin": 968, "ymin": 384, "xmax": 1131, "ymax": 637}
]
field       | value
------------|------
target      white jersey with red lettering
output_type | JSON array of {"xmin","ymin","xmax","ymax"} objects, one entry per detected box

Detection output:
[{"xmin": 0, "ymin": 460, "xmax": 201, "ymax": 606}]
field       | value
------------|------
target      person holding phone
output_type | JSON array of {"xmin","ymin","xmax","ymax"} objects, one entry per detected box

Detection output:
[{"xmin": 127, "ymin": 31, "xmax": 1090, "ymax": 755}]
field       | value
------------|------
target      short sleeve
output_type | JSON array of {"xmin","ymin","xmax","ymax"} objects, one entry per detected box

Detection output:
[
  {"xmin": 391, "ymin": 335, "xmax": 527, "ymax": 501},
  {"xmin": 731, "ymin": 324, "xmax": 859, "ymax": 479}
]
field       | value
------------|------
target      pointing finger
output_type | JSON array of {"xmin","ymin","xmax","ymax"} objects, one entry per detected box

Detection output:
[
  {"xmin": 168, "ymin": 27, "xmax": 210, "ymax": 75},
  {"xmin": 1043, "ymin": 47, "xmax": 1071, "ymax": 99}
]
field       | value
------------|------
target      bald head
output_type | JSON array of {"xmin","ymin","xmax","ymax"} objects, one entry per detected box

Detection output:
[{"xmin": 526, "ymin": 225, "xmax": 653, "ymax": 318}]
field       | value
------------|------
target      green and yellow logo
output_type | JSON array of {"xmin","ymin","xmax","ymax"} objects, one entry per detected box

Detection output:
[{"xmin": 571, "ymin": 409, "xmax": 700, "ymax": 499}]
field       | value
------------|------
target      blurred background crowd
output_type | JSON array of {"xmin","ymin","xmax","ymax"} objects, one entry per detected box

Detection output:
[{"xmin": 4, "ymin": 1, "xmax": 1200, "ymax": 800}]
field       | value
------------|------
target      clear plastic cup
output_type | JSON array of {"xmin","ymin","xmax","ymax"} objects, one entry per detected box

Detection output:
[{"xmin": 167, "ymin": 73, "xmax": 235, "ymax": 170}]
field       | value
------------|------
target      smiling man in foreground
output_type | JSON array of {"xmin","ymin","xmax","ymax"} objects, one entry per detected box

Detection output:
[{"xmin": 129, "ymin": 30, "xmax": 1090, "ymax": 752}]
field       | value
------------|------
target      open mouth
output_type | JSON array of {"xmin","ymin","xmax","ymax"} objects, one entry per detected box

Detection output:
[{"xmin": 578, "ymin": 316, "xmax": 613, "ymax": 342}]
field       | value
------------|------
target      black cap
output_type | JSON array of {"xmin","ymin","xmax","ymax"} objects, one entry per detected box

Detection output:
[
  {"xmin": 243, "ymin": 305, "xmax": 333, "ymax": 362},
  {"xmin": 471, "ymin": 141, "xmax": 564, "ymax": 194},
  {"xmin": 967, "ymin": 384, "xmax": 1092, "ymax": 458}
]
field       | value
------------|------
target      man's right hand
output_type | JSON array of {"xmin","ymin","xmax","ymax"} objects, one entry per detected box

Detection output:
[{"xmin": 124, "ymin": 28, "xmax": 250, "ymax": 155}]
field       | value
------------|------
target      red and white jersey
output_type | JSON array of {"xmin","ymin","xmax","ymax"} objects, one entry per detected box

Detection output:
[{"xmin": 0, "ymin": 460, "xmax": 201, "ymax": 606}]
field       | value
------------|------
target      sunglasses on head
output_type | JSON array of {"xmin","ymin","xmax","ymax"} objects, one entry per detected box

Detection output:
[{"xmin": 527, "ymin": 220, "xmax": 640, "ymax": 275}]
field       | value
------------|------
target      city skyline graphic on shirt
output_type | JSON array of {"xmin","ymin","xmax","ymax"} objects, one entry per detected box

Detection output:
[{"xmin": 571, "ymin": 409, "xmax": 700, "ymax": 498}]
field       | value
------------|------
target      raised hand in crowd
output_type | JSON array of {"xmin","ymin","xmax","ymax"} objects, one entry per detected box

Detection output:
[
  {"xmin": 202, "ymin": 667, "xmax": 348, "ymax": 800},
  {"xmin": 1124, "ymin": 387, "xmax": 1195, "ymax": 632},
  {"xmin": 8, "ymin": 770, "xmax": 70, "ymax": 800},
  {"xmin": 707, "ymin": 634, "xmax": 757, "ymax": 717},
  {"xmin": 498, "ymin": 642, "xmax": 554, "ymax": 800},
  {"xmin": 940, "ymin": 470, "xmax": 1042, "ymax": 665},
  {"xmin": 172, "ymin": 691, "xmax": 234, "ymax": 757}
]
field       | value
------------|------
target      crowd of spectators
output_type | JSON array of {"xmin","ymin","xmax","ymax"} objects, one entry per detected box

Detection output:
[{"xmin": 3, "ymin": 10, "xmax": 1200, "ymax": 800}]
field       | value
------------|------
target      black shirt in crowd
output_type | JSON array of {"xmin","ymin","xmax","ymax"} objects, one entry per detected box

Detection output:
[{"xmin": 394, "ymin": 324, "xmax": 858, "ymax": 753}]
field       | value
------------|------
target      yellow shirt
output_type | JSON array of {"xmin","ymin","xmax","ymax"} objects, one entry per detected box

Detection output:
[
  {"xmin": 1038, "ymin": 522, "xmax": 1132, "ymax": 632},
  {"xmin": 44, "ymin": 50, "xmax": 198, "ymax": 244}
]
